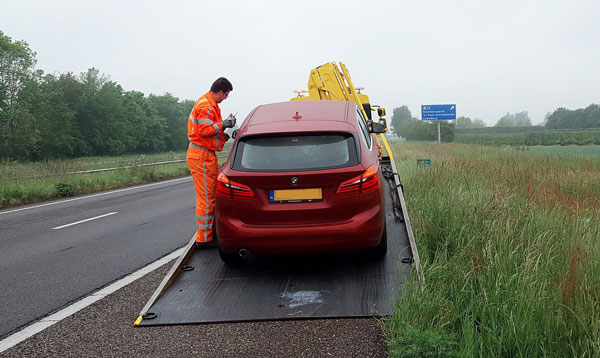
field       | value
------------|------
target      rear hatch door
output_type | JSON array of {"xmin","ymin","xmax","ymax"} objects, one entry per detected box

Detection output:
[{"xmin": 228, "ymin": 132, "xmax": 363, "ymax": 225}]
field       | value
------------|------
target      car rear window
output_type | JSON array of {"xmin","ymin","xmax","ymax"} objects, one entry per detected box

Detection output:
[{"xmin": 233, "ymin": 133, "xmax": 359, "ymax": 171}]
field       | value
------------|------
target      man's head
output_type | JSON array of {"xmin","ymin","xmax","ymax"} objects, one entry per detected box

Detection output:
[{"xmin": 210, "ymin": 77, "xmax": 233, "ymax": 104}]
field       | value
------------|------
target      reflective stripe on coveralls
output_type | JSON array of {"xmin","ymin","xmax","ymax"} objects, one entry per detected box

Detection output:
[
  {"xmin": 202, "ymin": 162, "xmax": 209, "ymax": 242},
  {"xmin": 189, "ymin": 142, "xmax": 210, "ymax": 151}
]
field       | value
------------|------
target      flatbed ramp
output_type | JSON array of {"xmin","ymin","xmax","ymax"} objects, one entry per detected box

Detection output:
[{"xmin": 136, "ymin": 159, "xmax": 419, "ymax": 326}]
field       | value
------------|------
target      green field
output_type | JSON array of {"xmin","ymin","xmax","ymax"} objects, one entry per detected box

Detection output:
[
  {"xmin": 387, "ymin": 142, "xmax": 600, "ymax": 357},
  {"xmin": 528, "ymin": 145, "xmax": 600, "ymax": 157},
  {"xmin": 0, "ymin": 146, "xmax": 231, "ymax": 208},
  {"xmin": 0, "ymin": 151, "xmax": 188, "ymax": 177}
]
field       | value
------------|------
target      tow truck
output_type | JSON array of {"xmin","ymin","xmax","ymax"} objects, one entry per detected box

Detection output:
[{"xmin": 134, "ymin": 62, "xmax": 420, "ymax": 327}]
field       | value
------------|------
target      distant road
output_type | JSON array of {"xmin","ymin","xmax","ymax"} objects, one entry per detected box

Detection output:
[{"xmin": 0, "ymin": 177, "xmax": 195, "ymax": 339}]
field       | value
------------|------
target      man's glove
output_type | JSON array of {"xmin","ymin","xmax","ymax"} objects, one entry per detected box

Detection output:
[
  {"xmin": 222, "ymin": 114, "xmax": 236, "ymax": 129},
  {"xmin": 222, "ymin": 119, "xmax": 235, "ymax": 129}
]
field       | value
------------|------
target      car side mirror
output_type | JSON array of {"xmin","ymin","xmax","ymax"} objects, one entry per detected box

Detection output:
[
  {"xmin": 232, "ymin": 129, "xmax": 238, "ymax": 139},
  {"xmin": 377, "ymin": 108, "xmax": 386, "ymax": 117},
  {"xmin": 369, "ymin": 122, "xmax": 386, "ymax": 134}
]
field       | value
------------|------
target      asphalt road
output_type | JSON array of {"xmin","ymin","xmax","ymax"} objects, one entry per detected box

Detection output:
[{"xmin": 0, "ymin": 177, "xmax": 195, "ymax": 339}]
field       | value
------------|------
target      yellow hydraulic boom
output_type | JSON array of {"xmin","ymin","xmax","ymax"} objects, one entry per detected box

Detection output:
[{"xmin": 291, "ymin": 62, "xmax": 394, "ymax": 161}]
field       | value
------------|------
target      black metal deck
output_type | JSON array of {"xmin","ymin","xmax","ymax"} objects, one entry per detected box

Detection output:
[{"xmin": 137, "ymin": 159, "xmax": 417, "ymax": 326}]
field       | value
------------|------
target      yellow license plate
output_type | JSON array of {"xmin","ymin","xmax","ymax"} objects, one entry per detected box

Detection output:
[{"xmin": 270, "ymin": 188, "xmax": 322, "ymax": 203}]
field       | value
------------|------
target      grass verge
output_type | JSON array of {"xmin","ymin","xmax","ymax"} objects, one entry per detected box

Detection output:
[
  {"xmin": 0, "ymin": 148, "xmax": 231, "ymax": 208},
  {"xmin": 386, "ymin": 142, "xmax": 600, "ymax": 357},
  {"xmin": 0, "ymin": 164, "xmax": 191, "ymax": 208}
]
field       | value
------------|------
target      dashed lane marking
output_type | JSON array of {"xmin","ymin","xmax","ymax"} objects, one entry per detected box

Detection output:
[{"xmin": 52, "ymin": 212, "xmax": 118, "ymax": 230}]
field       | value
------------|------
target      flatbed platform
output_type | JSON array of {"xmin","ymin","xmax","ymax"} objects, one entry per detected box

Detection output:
[{"xmin": 136, "ymin": 158, "xmax": 419, "ymax": 326}]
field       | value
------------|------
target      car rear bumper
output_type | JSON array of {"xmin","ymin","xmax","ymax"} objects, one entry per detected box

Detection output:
[{"xmin": 216, "ymin": 204, "xmax": 385, "ymax": 255}]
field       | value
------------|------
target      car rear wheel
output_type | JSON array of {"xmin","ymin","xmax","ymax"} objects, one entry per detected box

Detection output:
[
  {"xmin": 219, "ymin": 246, "xmax": 243, "ymax": 266},
  {"xmin": 364, "ymin": 223, "xmax": 387, "ymax": 260}
]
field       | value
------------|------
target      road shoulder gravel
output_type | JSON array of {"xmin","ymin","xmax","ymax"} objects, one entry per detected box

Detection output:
[{"xmin": 3, "ymin": 261, "xmax": 389, "ymax": 357}]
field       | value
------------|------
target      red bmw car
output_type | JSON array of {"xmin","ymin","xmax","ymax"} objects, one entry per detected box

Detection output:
[{"xmin": 215, "ymin": 100, "xmax": 387, "ymax": 265}]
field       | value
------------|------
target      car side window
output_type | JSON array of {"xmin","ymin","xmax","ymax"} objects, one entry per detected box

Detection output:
[{"xmin": 356, "ymin": 107, "xmax": 371, "ymax": 149}]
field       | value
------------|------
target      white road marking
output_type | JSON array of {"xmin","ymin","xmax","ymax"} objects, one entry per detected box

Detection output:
[
  {"xmin": 0, "ymin": 176, "xmax": 192, "ymax": 216},
  {"xmin": 52, "ymin": 212, "xmax": 118, "ymax": 230},
  {"xmin": 0, "ymin": 246, "xmax": 185, "ymax": 353}
]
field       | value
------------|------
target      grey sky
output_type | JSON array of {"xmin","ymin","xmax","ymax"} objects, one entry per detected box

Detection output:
[{"xmin": 2, "ymin": 0, "xmax": 599, "ymax": 126}]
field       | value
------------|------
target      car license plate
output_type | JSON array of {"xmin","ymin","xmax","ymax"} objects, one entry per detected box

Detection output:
[{"xmin": 269, "ymin": 188, "xmax": 322, "ymax": 203}]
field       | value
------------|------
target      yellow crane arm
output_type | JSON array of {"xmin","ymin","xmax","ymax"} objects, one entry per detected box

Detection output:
[{"xmin": 291, "ymin": 62, "xmax": 394, "ymax": 161}]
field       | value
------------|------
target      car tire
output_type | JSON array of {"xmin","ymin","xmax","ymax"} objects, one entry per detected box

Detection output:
[
  {"xmin": 219, "ymin": 246, "xmax": 243, "ymax": 266},
  {"xmin": 365, "ymin": 223, "xmax": 387, "ymax": 260}
]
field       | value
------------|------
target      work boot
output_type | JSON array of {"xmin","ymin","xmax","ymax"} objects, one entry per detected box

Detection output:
[{"xmin": 195, "ymin": 240, "xmax": 217, "ymax": 250}]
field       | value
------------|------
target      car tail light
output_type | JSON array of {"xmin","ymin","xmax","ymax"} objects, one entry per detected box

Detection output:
[
  {"xmin": 336, "ymin": 165, "xmax": 380, "ymax": 196},
  {"xmin": 217, "ymin": 173, "xmax": 255, "ymax": 199}
]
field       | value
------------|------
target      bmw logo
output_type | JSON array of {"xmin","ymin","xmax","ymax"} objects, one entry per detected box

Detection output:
[{"xmin": 291, "ymin": 177, "xmax": 299, "ymax": 184}]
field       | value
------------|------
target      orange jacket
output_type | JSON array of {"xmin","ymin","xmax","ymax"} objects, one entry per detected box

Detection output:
[{"xmin": 187, "ymin": 92, "xmax": 228, "ymax": 156}]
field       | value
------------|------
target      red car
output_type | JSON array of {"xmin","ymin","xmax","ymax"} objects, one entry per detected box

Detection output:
[{"xmin": 215, "ymin": 100, "xmax": 387, "ymax": 265}]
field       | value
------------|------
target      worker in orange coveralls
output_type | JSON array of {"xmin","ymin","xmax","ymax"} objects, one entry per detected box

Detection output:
[{"xmin": 187, "ymin": 77, "xmax": 235, "ymax": 249}]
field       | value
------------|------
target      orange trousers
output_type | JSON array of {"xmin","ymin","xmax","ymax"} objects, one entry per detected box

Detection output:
[{"xmin": 187, "ymin": 150, "xmax": 219, "ymax": 243}]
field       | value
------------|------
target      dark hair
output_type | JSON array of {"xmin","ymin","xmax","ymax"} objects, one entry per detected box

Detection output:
[{"xmin": 210, "ymin": 77, "xmax": 233, "ymax": 93}]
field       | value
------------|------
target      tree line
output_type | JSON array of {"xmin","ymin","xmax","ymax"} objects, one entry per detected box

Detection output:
[
  {"xmin": 1, "ymin": 31, "xmax": 194, "ymax": 161},
  {"xmin": 455, "ymin": 129, "xmax": 600, "ymax": 146},
  {"xmin": 545, "ymin": 104, "xmax": 600, "ymax": 129}
]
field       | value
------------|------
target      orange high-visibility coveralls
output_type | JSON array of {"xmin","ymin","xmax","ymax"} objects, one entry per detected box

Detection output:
[{"xmin": 186, "ymin": 92, "xmax": 228, "ymax": 243}]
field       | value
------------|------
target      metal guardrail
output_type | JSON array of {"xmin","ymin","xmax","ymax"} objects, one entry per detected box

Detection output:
[
  {"xmin": 1, "ymin": 154, "xmax": 231, "ymax": 180},
  {"xmin": 0, "ymin": 159, "xmax": 188, "ymax": 180},
  {"xmin": 68, "ymin": 160, "xmax": 187, "ymax": 175}
]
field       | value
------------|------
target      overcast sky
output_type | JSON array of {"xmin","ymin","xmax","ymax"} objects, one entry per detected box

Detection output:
[{"xmin": 1, "ymin": 0, "xmax": 599, "ymax": 125}]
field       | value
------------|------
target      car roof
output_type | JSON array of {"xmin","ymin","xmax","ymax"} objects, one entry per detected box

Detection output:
[{"xmin": 240, "ymin": 100, "xmax": 357, "ymax": 136}]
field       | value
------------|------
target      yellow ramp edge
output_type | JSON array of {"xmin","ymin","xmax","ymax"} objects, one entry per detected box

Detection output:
[{"xmin": 134, "ymin": 315, "xmax": 143, "ymax": 326}]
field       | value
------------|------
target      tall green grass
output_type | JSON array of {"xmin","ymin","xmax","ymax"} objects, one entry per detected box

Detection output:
[{"xmin": 387, "ymin": 142, "xmax": 600, "ymax": 357}]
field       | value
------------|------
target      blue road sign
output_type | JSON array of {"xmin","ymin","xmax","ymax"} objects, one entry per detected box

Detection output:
[{"xmin": 421, "ymin": 104, "xmax": 456, "ymax": 121}]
